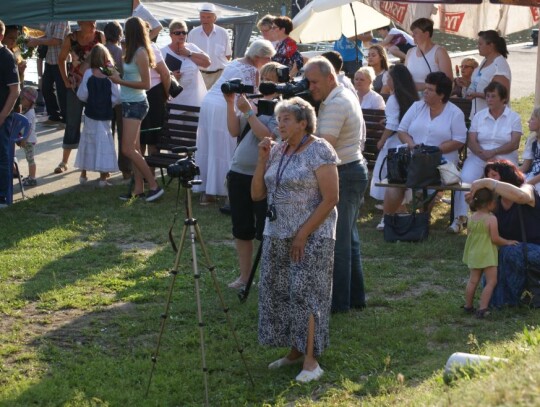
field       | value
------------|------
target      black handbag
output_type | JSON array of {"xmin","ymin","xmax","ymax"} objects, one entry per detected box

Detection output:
[
  {"xmin": 381, "ymin": 145, "xmax": 410, "ymax": 184},
  {"xmin": 406, "ymin": 144, "xmax": 442, "ymax": 188},
  {"xmin": 383, "ymin": 212, "xmax": 430, "ymax": 243},
  {"xmin": 169, "ymin": 75, "xmax": 183, "ymax": 98},
  {"xmin": 518, "ymin": 206, "xmax": 540, "ymax": 308}
]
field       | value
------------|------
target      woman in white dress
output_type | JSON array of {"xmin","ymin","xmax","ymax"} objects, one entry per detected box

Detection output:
[
  {"xmin": 160, "ymin": 19, "xmax": 210, "ymax": 109},
  {"xmin": 465, "ymin": 30, "xmax": 511, "ymax": 120},
  {"xmin": 354, "ymin": 66, "xmax": 385, "ymax": 110},
  {"xmin": 369, "ymin": 64, "xmax": 418, "ymax": 229},
  {"xmin": 195, "ymin": 39, "xmax": 275, "ymax": 202},
  {"xmin": 381, "ymin": 72, "xmax": 467, "ymax": 220}
]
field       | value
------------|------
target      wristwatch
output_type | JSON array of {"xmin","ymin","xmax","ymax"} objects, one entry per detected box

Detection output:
[
  {"xmin": 243, "ymin": 109, "xmax": 254, "ymax": 119},
  {"xmin": 188, "ymin": 51, "xmax": 192, "ymax": 58}
]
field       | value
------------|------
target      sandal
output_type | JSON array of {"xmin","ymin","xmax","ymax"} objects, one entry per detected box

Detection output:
[
  {"xmin": 475, "ymin": 308, "xmax": 490, "ymax": 319},
  {"xmin": 461, "ymin": 305, "xmax": 476, "ymax": 314},
  {"xmin": 54, "ymin": 162, "xmax": 68, "ymax": 174}
]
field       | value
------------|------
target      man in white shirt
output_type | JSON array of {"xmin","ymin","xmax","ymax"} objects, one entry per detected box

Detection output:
[
  {"xmin": 187, "ymin": 3, "xmax": 232, "ymax": 89},
  {"xmin": 304, "ymin": 57, "xmax": 369, "ymax": 313},
  {"xmin": 132, "ymin": 0, "xmax": 162, "ymax": 40}
]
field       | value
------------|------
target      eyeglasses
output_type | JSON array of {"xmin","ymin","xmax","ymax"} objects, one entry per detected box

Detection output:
[
  {"xmin": 271, "ymin": 25, "xmax": 279, "ymax": 30},
  {"xmin": 172, "ymin": 30, "xmax": 188, "ymax": 36},
  {"xmin": 460, "ymin": 65, "xmax": 475, "ymax": 69}
]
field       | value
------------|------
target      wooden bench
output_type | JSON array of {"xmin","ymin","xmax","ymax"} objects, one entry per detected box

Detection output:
[
  {"xmin": 375, "ymin": 182, "xmax": 471, "ymax": 223},
  {"xmin": 362, "ymin": 108, "xmax": 386, "ymax": 170},
  {"xmin": 144, "ymin": 103, "xmax": 200, "ymax": 184}
]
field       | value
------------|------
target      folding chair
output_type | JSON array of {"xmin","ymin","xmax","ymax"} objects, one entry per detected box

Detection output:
[{"xmin": 7, "ymin": 113, "xmax": 31, "ymax": 205}]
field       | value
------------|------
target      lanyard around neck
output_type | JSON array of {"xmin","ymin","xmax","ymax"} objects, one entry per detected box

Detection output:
[{"xmin": 274, "ymin": 134, "xmax": 310, "ymax": 192}]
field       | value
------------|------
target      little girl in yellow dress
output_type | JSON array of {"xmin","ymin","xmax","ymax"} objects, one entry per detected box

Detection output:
[{"xmin": 463, "ymin": 188, "xmax": 518, "ymax": 318}]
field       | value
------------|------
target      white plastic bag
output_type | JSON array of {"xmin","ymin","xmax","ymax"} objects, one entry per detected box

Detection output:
[{"xmin": 438, "ymin": 162, "xmax": 461, "ymax": 185}]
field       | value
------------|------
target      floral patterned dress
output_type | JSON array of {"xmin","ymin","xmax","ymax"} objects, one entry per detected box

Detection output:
[
  {"xmin": 67, "ymin": 31, "xmax": 103, "ymax": 89},
  {"xmin": 258, "ymin": 138, "xmax": 338, "ymax": 357}
]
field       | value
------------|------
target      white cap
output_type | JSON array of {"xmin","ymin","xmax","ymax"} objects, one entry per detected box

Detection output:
[{"xmin": 198, "ymin": 3, "xmax": 217, "ymax": 14}]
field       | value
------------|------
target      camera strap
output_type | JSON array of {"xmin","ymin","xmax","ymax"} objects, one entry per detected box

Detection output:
[{"xmin": 237, "ymin": 123, "xmax": 251, "ymax": 145}]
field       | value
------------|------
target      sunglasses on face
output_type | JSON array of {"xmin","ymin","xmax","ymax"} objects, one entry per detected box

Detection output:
[
  {"xmin": 172, "ymin": 30, "xmax": 188, "ymax": 36},
  {"xmin": 460, "ymin": 65, "xmax": 474, "ymax": 69}
]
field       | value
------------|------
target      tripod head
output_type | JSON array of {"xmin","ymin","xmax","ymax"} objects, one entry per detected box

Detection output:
[{"xmin": 168, "ymin": 146, "xmax": 201, "ymax": 188}]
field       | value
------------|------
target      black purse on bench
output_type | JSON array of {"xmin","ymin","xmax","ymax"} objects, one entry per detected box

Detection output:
[{"xmin": 380, "ymin": 145, "xmax": 410, "ymax": 184}]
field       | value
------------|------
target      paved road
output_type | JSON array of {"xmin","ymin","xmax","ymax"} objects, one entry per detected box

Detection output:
[{"xmin": 10, "ymin": 43, "xmax": 538, "ymax": 204}]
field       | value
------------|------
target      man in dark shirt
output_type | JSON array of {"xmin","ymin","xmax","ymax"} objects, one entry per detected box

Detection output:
[{"xmin": 0, "ymin": 20, "xmax": 21, "ymax": 207}]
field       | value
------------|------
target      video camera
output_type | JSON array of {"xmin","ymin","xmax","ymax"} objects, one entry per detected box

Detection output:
[
  {"xmin": 167, "ymin": 147, "xmax": 200, "ymax": 185},
  {"xmin": 221, "ymin": 79, "xmax": 255, "ymax": 95},
  {"xmin": 258, "ymin": 77, "xmax": 310, "ymax": 99}
]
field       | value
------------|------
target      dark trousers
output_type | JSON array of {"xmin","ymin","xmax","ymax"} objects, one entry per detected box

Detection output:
[
  {"xmin": 42, "ymin": 63, "xmax": 67, "ymax": 121},
  {"xmin": 0, "ymin": 114, "xmax": 12, "ymax": 202}
]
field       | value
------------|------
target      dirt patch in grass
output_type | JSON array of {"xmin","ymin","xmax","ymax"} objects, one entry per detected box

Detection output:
[
  {"xmin": 1, "ymin": 302, "xmax": 138, "ymax": 364},
  {"xmin": 389, "ymin": 282, "xmax": 449, "ymax": 301}
]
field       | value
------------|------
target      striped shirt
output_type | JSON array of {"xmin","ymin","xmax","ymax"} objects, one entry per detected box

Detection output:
[{"xmin": 316, "ymin": 85, "xmax": 365, "ymax": 165}]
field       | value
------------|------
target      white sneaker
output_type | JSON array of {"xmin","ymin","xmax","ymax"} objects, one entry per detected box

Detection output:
[
  {"xmin": 447, "ymin": 216, "xmax": 467, "ymax": 234},
  {"xmin": 376, "ymin": 217, "xmax": 385, "ymax": 231}
]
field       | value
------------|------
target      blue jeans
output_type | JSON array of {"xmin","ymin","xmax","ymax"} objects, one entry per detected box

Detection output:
[
  {"xmin": 488, "ymin": 243, "xmax": 540, "ymax": 308},
  {"xmin": 332, "ymin": 160, "xmax": 369, "ymax": 312},
  {"xmin": 0, "ymin": 114, "xmax": 13, "ymax": 204},
  {"xmin": 63, "ymin": 90, "xmax": 83, "ymax": 149}
]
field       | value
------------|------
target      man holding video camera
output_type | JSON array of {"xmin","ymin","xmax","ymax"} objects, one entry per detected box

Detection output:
[
  {"xmin": 304, "ymin": 57, "xmax": 368, "ymax": 313},
  {"xmin": 224, "ymin": 62, "xmax": 281, "ymax": 289}
]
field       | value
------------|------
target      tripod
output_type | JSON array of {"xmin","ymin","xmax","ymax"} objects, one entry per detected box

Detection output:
[{"xmin": 146, "ymin": 179, "xmax": 254, "ymax": 406}]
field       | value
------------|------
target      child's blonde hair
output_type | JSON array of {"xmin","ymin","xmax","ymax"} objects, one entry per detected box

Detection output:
[
  {"xmin": 89, "ymin": 43, "xmax": 114, "ymax": 70},
  {"xmin": 528, "ymin": 106, "xmax": 540, "ymax": 142}
]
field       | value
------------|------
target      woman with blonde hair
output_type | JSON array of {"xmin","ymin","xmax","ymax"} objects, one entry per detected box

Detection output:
[
  {"xmin": 110, "ymin": 16, "xmax": 164, "ymax": 202},
  {"xmin": 451, "ymin": 57, "xmax": 479, "ymax": 98},
  {"xmin": 354, "ymin": 66, "xmax": 385, "ymax": 110}
]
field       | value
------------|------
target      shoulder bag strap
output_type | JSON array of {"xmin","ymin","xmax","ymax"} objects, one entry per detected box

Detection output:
[
  {"xmin": 418, "ymin": 48, "xmax": 432, "ymax": 73},
  {"xmin": 518, "ymin": 205, "xmax": 530, "ymax": 266}
]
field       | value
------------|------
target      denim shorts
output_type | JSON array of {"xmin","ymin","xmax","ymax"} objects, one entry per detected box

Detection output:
[{"xmin": 122, "ymin": 100, "xmax": 149, "ymax": 120}]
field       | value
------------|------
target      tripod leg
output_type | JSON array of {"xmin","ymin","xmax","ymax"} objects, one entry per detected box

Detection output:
[
  {"xmin": 238, "ymin": 239, "xmax": 263, "ymax": 303},
  {"xmin": 187, "ymin": 221, "xmax": 210, "ymax": 406},
  {"xmin": 145, "ymin": 223, "xmax": 189, "ymax": 397},
  {"xmin": 192, "ymin": 222, "xmax": 255, "ymax": 387}
]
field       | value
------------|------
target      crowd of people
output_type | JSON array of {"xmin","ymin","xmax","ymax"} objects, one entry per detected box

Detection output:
[{"xmin": 2, "ymin": 7, "xmax": 540, "ymax": 384}]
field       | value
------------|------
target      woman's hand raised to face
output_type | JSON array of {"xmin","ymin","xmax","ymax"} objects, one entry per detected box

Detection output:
[{"xmin": 257, "ymin": 137, "xmax": 274, "ymax": 164}]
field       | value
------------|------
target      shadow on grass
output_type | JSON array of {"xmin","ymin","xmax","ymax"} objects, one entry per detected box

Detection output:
[{"xmin": 2, "ymin": 188, "xmax": 540, "ymax": 406}]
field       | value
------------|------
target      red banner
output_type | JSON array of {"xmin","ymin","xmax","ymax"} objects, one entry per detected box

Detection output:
[
  {"xmin": 379, "ymin": 2, "xmax": 410, "ymax": 25},
  {"xmin": 440, "ymin": 10, "xmax": 466, "ymax": 33}
]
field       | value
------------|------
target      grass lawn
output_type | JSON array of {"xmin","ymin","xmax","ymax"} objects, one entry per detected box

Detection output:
[{"xmin": 1, "ymin": 95, "xmax": 540, "ymax": 406}]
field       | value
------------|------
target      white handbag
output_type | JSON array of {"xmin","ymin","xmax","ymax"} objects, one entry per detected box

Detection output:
[{"xmin": 437, "ymin": 162, "xmax": 461, "ymax": 185}]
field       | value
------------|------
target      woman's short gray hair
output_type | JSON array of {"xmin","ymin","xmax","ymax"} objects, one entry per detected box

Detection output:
[
  {"xmin": 169, "ymin": 19, "xmax": 187, "ymax": 32},
  {"xmin": 245, "ymin": 39, "xmax": 276, "ymax": 59},
  {"xmin": 356, "ymin": 66, "xmax": 376, "ymax": 84},
  {"xmin": 275, "ymin": 97, "xmax": 317, "ymax": 134}
]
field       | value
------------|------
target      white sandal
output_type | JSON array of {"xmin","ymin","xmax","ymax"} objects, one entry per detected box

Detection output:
[{"xmin": 296, "ymin": 364, "xmax": 324, "ymax": 383}]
